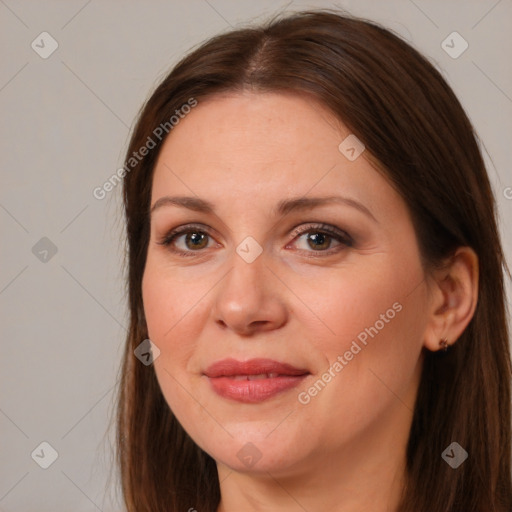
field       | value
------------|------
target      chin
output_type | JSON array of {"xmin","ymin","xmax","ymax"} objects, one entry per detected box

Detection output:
[{"xmin": 202, "ymin": 427, "xmax": 312, "ymax": 476}]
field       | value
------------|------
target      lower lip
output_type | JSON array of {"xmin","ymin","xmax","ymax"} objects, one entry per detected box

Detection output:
[{"xmin": 206, "ymin": 375, "xmax": 308, "ymax": 403}]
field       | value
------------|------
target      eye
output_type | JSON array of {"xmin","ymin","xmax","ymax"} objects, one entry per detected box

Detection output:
[
  {"xmin": 287, "ymin": 223, "xmax": 353, "ymax": 257},
  {"xmin": 157, "ymin": 224, "xmax": 217, "ymax": 257},
  {"xmin": 157, "ymin": 222, "xmax": 353, "ymax": 258}
]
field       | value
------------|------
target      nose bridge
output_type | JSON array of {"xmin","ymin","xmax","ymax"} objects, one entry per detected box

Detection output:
[
  {"xmin": 212, "ymin": 241, "xmax": 287, "ymax": 333},
  {"xmin": 221, "ymin": 243, "xmax": 268, "ymax": 309}
]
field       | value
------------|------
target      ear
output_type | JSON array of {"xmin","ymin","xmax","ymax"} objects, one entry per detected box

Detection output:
[{"xmin": 423, "ymin": 247, "xmax": 479, "ymax": 352}]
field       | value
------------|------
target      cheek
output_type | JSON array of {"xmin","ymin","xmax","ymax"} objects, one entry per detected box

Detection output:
[
  {"xmin": 291, "ymin": 255, "xmax": 423, "ymax": 356},
  {"xmin": 142, "ymin": 252, "xmax": 212, "ymax": 342},
  {"xmin": 142, "ymin": 263, "xmax": 208, "ymax": 420},
  {"xmin": 294, "ymin": 256, "xmax": 426, "ymax": 410},
  {"xmin": 141, "ymin": 261, "xmax": 203, "ymax": 370},
  {"xmin": 290, "ymin": 278, "xmax": 425, "ymax": 449}
]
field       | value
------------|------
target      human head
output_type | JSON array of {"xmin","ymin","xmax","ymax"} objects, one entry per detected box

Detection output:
[{"xmin": 117, "ymin": 9, "xmax": 511, "ymax": 512}]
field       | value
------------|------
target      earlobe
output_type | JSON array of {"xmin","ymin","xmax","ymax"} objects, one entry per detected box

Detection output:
[{"xmin": 423, "ymin": 247, "xmax": 479, "ymax": 352}]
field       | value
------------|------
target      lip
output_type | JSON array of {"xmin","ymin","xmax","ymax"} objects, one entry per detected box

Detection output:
[{"xmin": 204, "ymin": 358, "xmax": 309, "ymax": 403}]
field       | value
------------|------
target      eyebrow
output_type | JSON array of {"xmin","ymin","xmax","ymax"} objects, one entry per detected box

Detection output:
[{"xmin": 150, "ymin": 195, "xmax": 377, "ymax": 222}]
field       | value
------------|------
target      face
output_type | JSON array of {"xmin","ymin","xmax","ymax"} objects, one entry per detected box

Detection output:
[{"xmin": 142, "ymin": 91, "xmax": 431, "ymax": 477}]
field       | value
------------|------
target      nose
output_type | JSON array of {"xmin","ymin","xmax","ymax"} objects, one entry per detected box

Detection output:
[{"xmin": 211, "ymin": 248, "xmax": 288, "ymax": 336}]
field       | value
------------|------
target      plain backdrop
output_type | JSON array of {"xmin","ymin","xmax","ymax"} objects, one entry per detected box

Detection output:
[{"xmin": 1, "ymin": 0, "xmax": 511, "ymax": 510}]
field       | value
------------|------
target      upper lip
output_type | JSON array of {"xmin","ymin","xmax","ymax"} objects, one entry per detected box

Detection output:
[{"xmin": 204, "ymin": 358, "xmax": 309, "ymax": 378}]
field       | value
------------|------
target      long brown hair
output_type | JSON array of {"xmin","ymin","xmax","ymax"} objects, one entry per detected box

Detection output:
[{"xmin": 117, "ymin": 9, "xmax": 511, "ymax": 511}]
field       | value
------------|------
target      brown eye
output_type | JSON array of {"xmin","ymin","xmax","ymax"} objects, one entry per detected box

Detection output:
[
  {"xmin": 304, "ymin": 232, "xmax": 332, "ymax": 250},
  {"xmin": 289, "ymin": 223, "xmax": 353, "ymax": 256},
  {"xmin": 181, "ymin": 232, "xmax": 209, "ymax": 250},
  {"xmin": 157, "ymin": 224, "xmax": 216, "ymax": 256}
]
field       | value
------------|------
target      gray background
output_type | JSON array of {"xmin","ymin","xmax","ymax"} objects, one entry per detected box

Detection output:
[{"xmin": 1, "ymin": 0, "xmax": 511, "ymax": 510}]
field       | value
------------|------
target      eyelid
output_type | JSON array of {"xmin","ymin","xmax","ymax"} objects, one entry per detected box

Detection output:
[{"xmin": 289, "ymin": 222, "xmax": 353, "ymax": 245}]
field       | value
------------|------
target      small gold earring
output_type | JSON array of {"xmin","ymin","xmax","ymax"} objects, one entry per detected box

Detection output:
[{"xmin": 439, "ymin": 338, "xmax": 449, "ymax": 352}]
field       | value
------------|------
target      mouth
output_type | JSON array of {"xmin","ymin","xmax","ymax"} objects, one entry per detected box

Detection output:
[{"xmin": 203, "ymin": 358, "xmax": 310, "ymax": 403}]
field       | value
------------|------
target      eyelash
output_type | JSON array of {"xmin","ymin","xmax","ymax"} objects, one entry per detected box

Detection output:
[{"xmin": 157, "ymin": 222, "xmax": 353, "ymax": 258}]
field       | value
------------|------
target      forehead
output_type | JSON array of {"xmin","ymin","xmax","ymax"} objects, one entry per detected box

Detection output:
[{"xmin": 150, "ymin": 91, "xmax": 402, "ymax": 222}]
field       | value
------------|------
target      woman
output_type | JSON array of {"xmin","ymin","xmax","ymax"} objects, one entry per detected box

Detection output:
[{"xmin": 116, "ymin": 9, "xmax": 511, "ymax": 511}]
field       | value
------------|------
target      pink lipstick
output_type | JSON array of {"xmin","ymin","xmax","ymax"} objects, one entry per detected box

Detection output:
[{"xmin": 204, "ymin": 358, "xmax": 309, "ymax": 403}]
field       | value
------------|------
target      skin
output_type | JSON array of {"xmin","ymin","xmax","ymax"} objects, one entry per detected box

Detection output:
[{"xmin": 142, "ymin": 91, "xmax": 478, "ymax": 511}]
